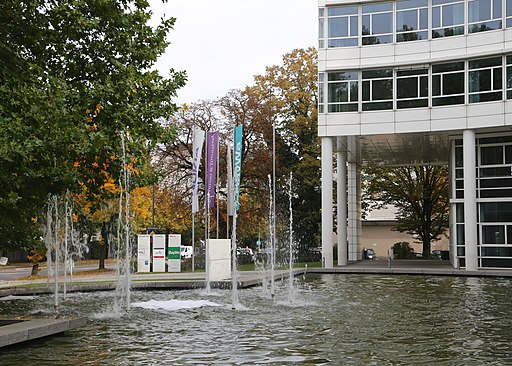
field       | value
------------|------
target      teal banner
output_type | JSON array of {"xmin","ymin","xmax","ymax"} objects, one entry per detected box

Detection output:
[{"xmin": 234, "ymin": 125, "xmax": 243, "ymax": 211}]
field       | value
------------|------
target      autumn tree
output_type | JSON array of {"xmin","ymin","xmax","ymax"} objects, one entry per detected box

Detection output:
[
  {"xmin": 154, "ymin": 101, "xmax": 225, "ymax": 241},
  {"xmin": 250, "ymin": 47, "xmax": 320, "ymax": 258},
  {"xmin": 154, "ymin": 48, "xmax": 319, "ymax": 253},
  {"xmin": 363, "ymin": 164, "xmax": 450, "ymax": 257}
]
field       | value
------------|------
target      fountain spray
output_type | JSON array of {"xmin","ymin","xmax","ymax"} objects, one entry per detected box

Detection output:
[
  {"xmin": 268, "ymin": 175, "xmax": 275, "ymax": 298},
  {"xmin": 287, "ymin": 172, "xmax": 296, "ymax": 302},
  {"xmin": 113, "ymin": 131, "xmax": 132, "ymax": 313}
]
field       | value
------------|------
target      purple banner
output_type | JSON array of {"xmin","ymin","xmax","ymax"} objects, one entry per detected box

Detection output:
[
  {"xmin": 206, "ymin": 131, "xmax": 219, "ymax": 208},
  {"xmin": 192, "ymin": 127, "xmax": 205, "ymax": 213}
]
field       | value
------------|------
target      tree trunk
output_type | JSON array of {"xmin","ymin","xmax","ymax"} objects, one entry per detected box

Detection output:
[
  {"xmin": 422, "ymin": 237, "xmax": 431, "ymax": 258},
  {"xmin": 31, "ymin": 263, "xmax": 39, "ymax": 276},
  {"xmin": 99, "ymin": 221, "xmax": 108, "ymax": 270},
  {"xmin": 99, "ymin": 244, "xmax": 106, "ymax": 270}
]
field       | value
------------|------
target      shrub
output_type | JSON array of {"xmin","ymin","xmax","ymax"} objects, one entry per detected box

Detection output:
[{"xmin": 392, "ymin": 242, "xmax": 415, "ymax": 259}]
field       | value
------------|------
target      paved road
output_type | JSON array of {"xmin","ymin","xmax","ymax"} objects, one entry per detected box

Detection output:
[
  {"xmin": 0, "ymin": 262, "xmax": 114, "ymax": 282},
  {"xmin": 0, "ymin": 266, "xmax": 32, "ymax": 282}
]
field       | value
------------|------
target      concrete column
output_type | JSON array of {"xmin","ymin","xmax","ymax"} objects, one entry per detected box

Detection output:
[
  {"xmin": 321, "ymin": 136, "xmax": 334, "ymax": 268},
  {"xmin": 347, "ymin": 137, "xmax": 360, "ymax": 261},
  {"xmin": 356, "ymin": 165, "xmax": 362, "ymax": 258},
  {"xmin": 463, "ymin": 129, "xmax": 478, "ymax": 271},
  {"xmin": 337, "ymin": 137, "xmax": 348, "ymax": 266}
]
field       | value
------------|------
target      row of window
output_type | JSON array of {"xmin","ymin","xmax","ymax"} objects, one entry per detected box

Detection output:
[
  {"xmin": 319, "ymin": 55, "xmax": 512, "ymax": 113},
  {"xmin": 319, "ymin": 0, "xmax": 512, "ymax": 48}
]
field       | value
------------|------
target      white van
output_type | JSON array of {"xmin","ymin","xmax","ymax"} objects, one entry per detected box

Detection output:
[{"xmin": 180, "ymin": 246, "xmax": 193, "ymax": 259}]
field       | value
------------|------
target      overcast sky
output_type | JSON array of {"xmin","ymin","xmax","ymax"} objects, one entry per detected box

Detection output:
[{"xmin": 149, "ymin": 0, "xmax": 318, "ymax": 104}]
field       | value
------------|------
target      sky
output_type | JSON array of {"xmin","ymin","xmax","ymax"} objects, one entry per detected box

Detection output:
[{"xmin": 149, "ymin": 0, "xmax": 318, "ymax": 104}]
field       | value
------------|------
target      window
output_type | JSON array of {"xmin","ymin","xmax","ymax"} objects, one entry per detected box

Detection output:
[
  {"xmin": 432, "ymin": 62, "xmax": 465, "ymax": 106},
  {"xmin": 507, "ymin": 56, "xmax": 512, "ymax": 99},
  {"xmin": 454, "ymin": 141, "xmax": 464, "ymax": 199},
  {"xmin": 319, "ymin": 8, "xmax": 325, "ymax": 48},
  {"xmin": 327, "ymin": 72, "xmax": 358, "ymax": 112},
  {"xmin": 507, "ymin": 0, "xmax": 512, "ymax": 27},
  {"xmin": 362, "ymin": 2, "xmax": 393, "ymax": 45},
  {"xmin": 481, "ymin": 145, "xmax": 504, "ymax": 165},
  {"xmin": 318, "ymin": 73, "xmax": 325, "ymax": 113},
  {"xmin": 479, "ymin": 142, "xmax": 512, "ymax": 198},
  {"xmin": 396, "ymin": 68, "xmax": 428, "ymax": 108},
  {"xmin": 432, "ymin": 0, "xmax": 465, "ymax": 38},
  {"xmin": 468, "ymin": 0, "xmax": 503, "ymax": 33},
  {"xmin": 468, "ymin": 56, "xmax": 503, "ymax": 103},
  {"xmin": 480, "ymin": 202, "xmax": 512, "ymax": 222},
  {"xmin": 396, "ymin": 0, "xmax": 428, "ymax": 42},
  {"xmin": 328, "ymin": 5, "xmax": 358, "ymax": 48},
  {"xmin": 362, "ymin": 69, "xmax": 393, "ymax": 110},
  {"xmin": 482, "ymin": 225, "xmax": 506, "ymax": 244}
]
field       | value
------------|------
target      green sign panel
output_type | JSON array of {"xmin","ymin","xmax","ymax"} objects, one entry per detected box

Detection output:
[{"xmin": 168, "ymin": 247, "xmax": 181, "ymax": 260}]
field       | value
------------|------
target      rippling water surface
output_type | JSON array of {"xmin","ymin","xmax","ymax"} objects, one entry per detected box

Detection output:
[{"xmin": 1, "ymin": 274, "xmax": 512, "ymax": 365}]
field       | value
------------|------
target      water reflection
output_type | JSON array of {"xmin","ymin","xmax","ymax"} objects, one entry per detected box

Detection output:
[{"xmin": 1, "ymin": 274, "xmax": 512, "ymax": 365}]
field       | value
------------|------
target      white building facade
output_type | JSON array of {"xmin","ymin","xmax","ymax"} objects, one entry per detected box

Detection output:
[{"xmin": 319, "ymin": 0, "xmax": 512, "ymax": 270}]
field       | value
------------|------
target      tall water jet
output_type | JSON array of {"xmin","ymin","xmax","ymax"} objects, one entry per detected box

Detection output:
[
  {"xmin": 268, "ymin": 175, "xmax": 275, "ymax": 298},
  {"xmin": 230, "ymin": 204, "xmax": 239, "ymax": 310},
  {"xmin": 287, "ymin": 172, "xmax": 296, "ymax": 303},
  {"xmin": 44, "ymin": 193, "xmax": 89, "ymax": 314},
  {"xmin": 113, "ymin": 131, "xmax": 132, "ymax": 313},
  {"xmin": 62, "ymin": 194, "xmax": 88, "ymax": 297},
  {"xmin": 45, "ymin": 195, "xmax": 60, "ymax": 316}
]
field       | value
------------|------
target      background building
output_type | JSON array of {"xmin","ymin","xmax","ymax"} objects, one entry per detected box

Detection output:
[
  {"xmin": 361, "ymin": 205, "xmax": 449, "ymax": 259},
  {"xmin": 319, "ymin": 0, "xmax": 512, "ymax": 270}
]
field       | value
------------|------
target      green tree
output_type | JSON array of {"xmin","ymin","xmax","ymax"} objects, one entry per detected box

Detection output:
[
  {"xmin": 363, "ymin": 164, "xmax": 449, "ymax": 257},
  {"xmin": 0, "ymin": 0, "xmax": 186, "ymax": 254}
]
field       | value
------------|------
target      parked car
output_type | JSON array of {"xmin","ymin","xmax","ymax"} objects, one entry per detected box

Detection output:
[
  {"xmin": 237, "ymin": 247, "xmax": 253, "ymax": 256},
  {"xmin": 180, "ymin": 246, "xmax": 193, "ymax": 259}
]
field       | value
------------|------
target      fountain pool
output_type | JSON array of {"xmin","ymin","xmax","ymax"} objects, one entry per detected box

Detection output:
[{"xmin": 1, "ymin": 274, "xmax": 511, "ymax": 365}]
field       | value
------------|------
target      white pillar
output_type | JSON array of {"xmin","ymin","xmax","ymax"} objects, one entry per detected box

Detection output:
[
  {"xmin": 463, "ymin": 130, "xmax": 478, "ymax": 271},
  {"xmin": 337, "ymin": 137, "xmax": 348, "ymax": 266},
  {"xmin": 321, "ymin": 137, "xmax": 334, "ymax": 268},
  {"xmin": 347, "ymin": 137, "xmax": 360, "ymax": 261}
]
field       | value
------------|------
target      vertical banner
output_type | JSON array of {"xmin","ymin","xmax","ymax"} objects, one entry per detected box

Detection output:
[
  {"xmin": 192, "ymin": 127, "xmax": 205, "ymax": 213},
  {"xmin": 226, "ymin": 142, "xmax": 235, "ymax": 216},
  {"xmin": 234, "ymin": 125, "xmax": 243, "ymax": 211},
  {"xmin": 206, "ymin": 131, "xmax": 219, "ymax": 208}
]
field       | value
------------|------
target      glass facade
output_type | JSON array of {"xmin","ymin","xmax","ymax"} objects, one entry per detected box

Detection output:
[
  {"xmin": 319, "ymin": 0, "xmax": 512, "ymax": 47},
  {"xmin": 451, "ymin": 135, "xmax": 512, "ymax": 268},
  {"xmin": 320, "ymin": 55, "xmax": 512, "ymax": 112}
]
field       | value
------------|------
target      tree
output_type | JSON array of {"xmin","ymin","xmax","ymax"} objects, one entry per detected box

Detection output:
[
  {"xmin": 154, "ymin": 48, "xmax": 319, "ymax": 254},
  {"xmin": 0, "ymin": 0, "xmax": 186, "ymax": 254},
  {"xmin": 363, "ymin": 164, "xmax": 450, "ymax": 257},
  {"xmin": 250, "ymin": 47, "xmax": 320, "ymax": 257}
]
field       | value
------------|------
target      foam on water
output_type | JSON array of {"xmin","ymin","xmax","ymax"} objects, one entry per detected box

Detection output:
[
  {"xmin": 131, "ymin": 299, "xmax": 223, "ymax": 311},
  {"xmin": 0, "ymin": 295, "xmax": 36, "ymax": 301}
]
